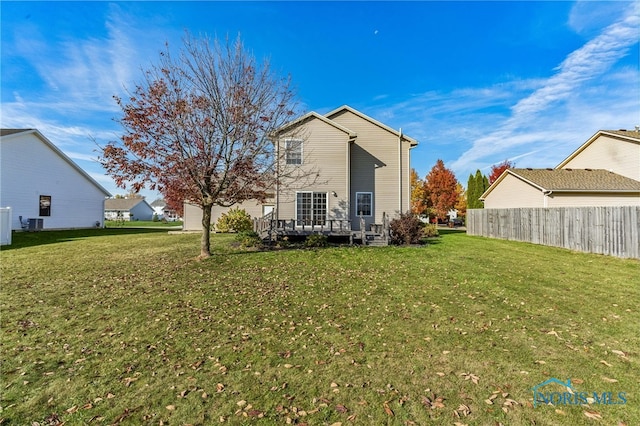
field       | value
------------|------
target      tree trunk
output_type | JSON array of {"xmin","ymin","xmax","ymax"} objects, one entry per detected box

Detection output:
[{"xmin": 200, "ymin": 203, "xmax": 213, "ymax": 258}]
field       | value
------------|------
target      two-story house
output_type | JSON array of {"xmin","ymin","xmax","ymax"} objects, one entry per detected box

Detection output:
[{"xmin": 183, "ymin": 105, "xmax": 418, "ymax": 235}]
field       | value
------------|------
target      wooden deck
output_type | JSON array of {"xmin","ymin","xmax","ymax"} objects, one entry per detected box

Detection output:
[{"xmin": 254, "ymin": 214, "xmax": 391, "ymax": 246}]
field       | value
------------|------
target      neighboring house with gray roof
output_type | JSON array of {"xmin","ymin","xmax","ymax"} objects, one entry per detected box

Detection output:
[
  {"xmin": 481, "ymin": 168, "xmax": 640, "ymax": 208},
  {"xmin": 481, "ymin": 128, "xmax": 640, "ymax": 209},
  {"xmin": 104, "ymin": 198, "xmax": 154, "ymax": 221},
  {"xmin": 1, "ymin": 128, "xmax": 111, "ymax": 231}
]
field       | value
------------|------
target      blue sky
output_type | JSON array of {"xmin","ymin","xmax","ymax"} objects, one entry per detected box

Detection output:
[{"xmin": 2, "ymin": 1, "xmax": 638, "ymax": 200}]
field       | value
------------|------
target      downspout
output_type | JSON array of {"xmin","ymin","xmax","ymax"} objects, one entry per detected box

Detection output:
[
  {"xmin": 543, "ymin": 190, "xmax": 552, "ymax": 207},
  {"xmin": 398, "ymin": 128, "xmax": 403, "ymax": 213}
]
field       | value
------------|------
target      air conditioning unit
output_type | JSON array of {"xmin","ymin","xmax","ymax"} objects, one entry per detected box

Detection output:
[{"xmin": 28, "ymin": 218, "xmax": 43, "ymax": 231}]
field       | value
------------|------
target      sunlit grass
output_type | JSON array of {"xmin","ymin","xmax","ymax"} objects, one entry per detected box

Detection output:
[{"xmin": 1, "ymin": 230, "xmax": 638, "ymax": 425}]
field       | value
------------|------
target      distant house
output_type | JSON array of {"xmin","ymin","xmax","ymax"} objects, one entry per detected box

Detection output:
[
  {"xmin": 150, "ymin": 198, "xmax": 180, "ymax": 221},
  {"xmin": 104, "ymin": 198, "xmax": 154, "ymax": 221},
  {"xmin": 481, "ymin": 129, "xmax": 640, "ymax": 209},
  {"xmin": 481, "ymin": 168, "xmax": 640, "ymax": 208},
  {"xmin": 183, "ymin": 105, "xmax": 418, "ymax": 234},
  {"xmin": 0, "ymin": 128, "xmax": 111, "ymax": 230}
]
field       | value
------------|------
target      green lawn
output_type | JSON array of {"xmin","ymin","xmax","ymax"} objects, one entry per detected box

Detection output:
[
  {"xmin": 104, "ymin": 220, "xmax": 183, "ymax": 228},
  {"xmin": 1, "ymin": 230, "xmax": 638, "ymax": 425}
]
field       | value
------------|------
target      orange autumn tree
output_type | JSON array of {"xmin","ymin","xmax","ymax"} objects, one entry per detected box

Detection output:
[
  {"xmin": 410, "ymin": 168, "xmax": 428, "ymax": 216},
  {"xmin": 454, "ymin": 182, "xmax": 467, "ymax": 218},
  {"xmin": 100, "ymin": 35, "xmax": 302, "ymax": 258},
  {"xmin": 424, "ymin": 159, "xmax": 459, "ymax": 222}
]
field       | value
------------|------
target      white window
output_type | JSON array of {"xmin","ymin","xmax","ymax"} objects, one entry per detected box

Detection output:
[
  {"xmin": 296, "ymin": 192, "xmax": 327, "ymax": 226},
  {"xmin": 356, "ymin": 192, "xmax": 373, "ymax": 217},
  {"xmin": 285, "ymin": 139, "xmax": 303, "ymax": 165}
]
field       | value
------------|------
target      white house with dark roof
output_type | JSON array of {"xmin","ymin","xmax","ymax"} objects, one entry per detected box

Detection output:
[
  {"xmin": 104, "ymin": 198, "xmax": 154, "ymax": 221},
  {"xmin": 0, "ymin": 129, "xmax": 111, "ymax": 230}
]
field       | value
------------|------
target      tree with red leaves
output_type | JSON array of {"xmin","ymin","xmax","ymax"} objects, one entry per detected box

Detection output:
[
  {"xmin": 424, "ymin": 159, "xmax": 459, "ymax": 222},
  {"xmin": 100, "ymin": 35, "xmax": 302, "ymax": 258},
  {"xmin": 489, "ymin": 159, "xmax": 515, "ymax": 184}
]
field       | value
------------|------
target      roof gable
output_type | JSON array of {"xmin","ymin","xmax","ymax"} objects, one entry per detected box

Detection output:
[
  {"xmin": 0, "ymin": 128, "xmax": 111, "ymax": 196},
  {"xmin": 325, "ymin": 105, "xmax": 418, "ymax": 146},
  {"xmin": 273, "ymin": 111, "xmax": 357, "ymax": 140},
  {"xmin": 557, "ymin": 129, "xmax": 640, "ymax": 169}
]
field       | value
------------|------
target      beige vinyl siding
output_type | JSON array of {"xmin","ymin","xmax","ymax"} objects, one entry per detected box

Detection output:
[
  {"xmin": 183, "ymin": 200, "xmax": 269, "ymax": 231},
  {"xmin": 560, "ymin": 135, "xmax": 640, "ymax": 181},
  {"xmin": 483, "ymin": 174, "xmax": 546, "ymax": 208},
  {"xmin": 277, "ymin": 118, "xmax": 350, "ymax": 222},
  {"xmin": 546, "ymin": 193, "xmax": 640, "ymax": 207},
  {"xmin": 329, "ymin": 109, "xmax": 411, "ymax": 228}
]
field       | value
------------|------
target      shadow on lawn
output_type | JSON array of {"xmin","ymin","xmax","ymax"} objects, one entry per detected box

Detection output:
[{"xmin": 2, "ymin": 228, "xmax": 170, "ymax": 251}]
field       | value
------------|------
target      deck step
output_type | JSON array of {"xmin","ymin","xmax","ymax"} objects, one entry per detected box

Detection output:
[{"xmin": 364, "ymin": 234, "xmax": 389, "ymax": 247}]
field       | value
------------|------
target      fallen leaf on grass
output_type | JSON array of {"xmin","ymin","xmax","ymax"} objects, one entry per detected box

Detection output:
[
  {"xmin": 584, "ymin": 410, "xmax": 602, "ymax": 420},
  {"xmin": 166, "ymin": 405, "xmax": 176, "ymax": 411},
  {"xmin": 503, "ymin": 398, "xmax": 519, "ymax": 407},
  {"xmin": 460, "ymin": 372, "xmax": 479, "ymax": 384},
  {"xmin": 335, "ymin": 404, "xmax": 348, "ymax": 413},
  {"xmin": 611, "ymin": 350, "xmax": 625, "ymax": 357},
  {"xmin": 454, "ymin": 404, "xmax": 472, "ymax": 418},
  {"xmin": 383, "ymin": 401, "xmax": 394, "ymax": 416},
  {"xmin": 602, "ymin": 377, "xmax": 618, "ymax": 383},
  {"xmin": 547, "ymin": 330, "xmax": 560, "ymax": 338},
  {"xmin": 599, "ymin": 360, "xmax": 612, "ymax": 367},
  {"xmin": 247, "ymin": 410, "xmax": 264, "ymax": 418},
  {"xmin": 422, "ymin": 394, "xmax": 446, "ymax": 409},
  {"xmin": 123, "ymin": 377, "xmax": 138, "ymax": 387}
]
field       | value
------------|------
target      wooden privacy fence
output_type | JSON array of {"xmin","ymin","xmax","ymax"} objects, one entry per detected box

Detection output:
[{"xmin": 467, "ymin": 206, "xmax": 640, "ymax": 259}]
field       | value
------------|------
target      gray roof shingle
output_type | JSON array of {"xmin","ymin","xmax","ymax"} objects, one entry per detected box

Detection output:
[
  {"xmin": 602, "ymin": 129, "xmax": 640, "ymax": 140},
  {"xmin": 104, "ymin": 198, "xmax": 148, "ymax": 210},
  {"xmin": 511, "ymin": 168, "xmax": 640, "ymax": 191}
]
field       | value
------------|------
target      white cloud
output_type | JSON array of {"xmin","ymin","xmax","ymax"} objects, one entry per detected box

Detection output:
[{"xmin": 448, "ymin": 2, "xmax": 639, "ymax": 177}]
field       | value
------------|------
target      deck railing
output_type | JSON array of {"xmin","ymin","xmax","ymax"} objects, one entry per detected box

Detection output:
[{"xmin": 254, "ymin": 217, "xmax": 352, "ymax": 239}]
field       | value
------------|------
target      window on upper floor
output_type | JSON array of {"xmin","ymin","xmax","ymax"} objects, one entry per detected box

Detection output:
[{"xmin": 285, "ymin": 139, "xmax": 303, "ymax": 165}]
